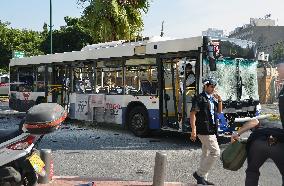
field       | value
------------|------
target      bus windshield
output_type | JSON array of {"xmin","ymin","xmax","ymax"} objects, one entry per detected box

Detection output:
[
  {"xmin": 206, "ymin": 58, "xmax": 258, "ymax": 101},
  {"xmin": 204, "ymin": 37, "xmax": 259, "ymax": 102}
]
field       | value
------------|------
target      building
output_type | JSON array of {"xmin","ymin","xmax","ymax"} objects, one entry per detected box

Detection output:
[
  {"xmin": 202, "ymin": 28, "xmax": 224, "ymax": 37},
  {"xmin": 229, "ymin": 17, "xmax": 284, "ymax": 103},
  {"xmin": 229, "ymin": 17, "xmax": 284, "ymax": 59}
]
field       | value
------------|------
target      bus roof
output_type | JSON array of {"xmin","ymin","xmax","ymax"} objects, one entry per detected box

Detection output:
[{"xmin": 10, "ymin": 36, "xmax": 203, "ymax": 67}]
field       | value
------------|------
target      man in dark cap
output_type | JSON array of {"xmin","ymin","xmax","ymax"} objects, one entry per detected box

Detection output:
[
  {"xmin": 231, "ymin": 86, "xmax": 284, "ymax": 186},
  {"xmin": 190, "ymin": 78, "xmax": 222, "ymax": 185}
]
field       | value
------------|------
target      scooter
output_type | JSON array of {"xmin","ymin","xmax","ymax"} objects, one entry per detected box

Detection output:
[{"xmin": 0, "ymin": 103, "xmax": 67, "ymax": 186}]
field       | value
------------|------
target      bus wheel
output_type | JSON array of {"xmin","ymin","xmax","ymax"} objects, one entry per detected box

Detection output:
[{"xmin": 128, "ymin": 106, "xmax": 149, "ymax": 137}]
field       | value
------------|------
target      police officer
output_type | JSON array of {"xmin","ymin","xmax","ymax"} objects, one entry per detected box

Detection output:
[
  {"xmin": 231, "ymin": 86, "xmax": 284, "ymax": 186},
  {"xmin": 190, "ymin": 78, "xmax": 222, "ymax": 185}
]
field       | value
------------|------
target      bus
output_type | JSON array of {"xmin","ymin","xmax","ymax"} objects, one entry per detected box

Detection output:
[
  {"xmin": 0, "ymin": 74, "xmax": 9, "ymax": 96},
  {"xmin": 9, "ymin": 36, "xmax": 260, "ymax": 136}
]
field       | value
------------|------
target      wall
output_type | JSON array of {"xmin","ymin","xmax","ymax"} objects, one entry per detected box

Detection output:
[
  {"xmin": 257, "ymin": 67, "xmax": 279, "ymax": 103},
  {"xmin": 229, "ymin": 26, "xmax": 284, "ymax": 57}
]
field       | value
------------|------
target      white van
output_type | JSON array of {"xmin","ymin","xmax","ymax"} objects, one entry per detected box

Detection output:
[{"xmin": 0, "ymin": 74, "xmax": 9, "ymax": 95}]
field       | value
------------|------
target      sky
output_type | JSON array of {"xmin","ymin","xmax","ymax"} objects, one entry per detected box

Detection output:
[{"xmin": 0, "ymin": 0, "xmax": 284, "ymax": 39}]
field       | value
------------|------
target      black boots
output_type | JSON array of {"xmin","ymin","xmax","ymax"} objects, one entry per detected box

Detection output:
[{"xmin": 193, "ymin": 172, "xmax": 215, "ymax": 185}]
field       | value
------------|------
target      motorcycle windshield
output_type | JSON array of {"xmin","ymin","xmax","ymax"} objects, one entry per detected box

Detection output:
[{"xmin": 203, "ymin": 58, "xmax": 259, "ymax": 101}]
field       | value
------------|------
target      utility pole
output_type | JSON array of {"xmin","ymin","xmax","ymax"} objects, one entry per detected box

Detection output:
[
  {"xmin": 50, "ymin": 0, "xmax": 53, "ymax": 54},
  {"xmin": 160, "ymin": 21, "xmax": 164, "ymax": 37}
]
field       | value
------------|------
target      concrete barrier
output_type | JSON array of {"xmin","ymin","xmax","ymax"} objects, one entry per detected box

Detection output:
[
  {"xmin": 153, "ymin": 152, "xmax": 167, "ymax": 186},
  {"xmin": 38, "ymin": 149, "xmax": 52, "ymax": 184}
]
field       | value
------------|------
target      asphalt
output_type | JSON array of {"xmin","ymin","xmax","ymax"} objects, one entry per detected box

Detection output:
[{"xmin": 39, "ymin": 176, "xmax": 194, "ymax": 186}]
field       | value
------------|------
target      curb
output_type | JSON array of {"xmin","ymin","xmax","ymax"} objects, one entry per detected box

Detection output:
[{"xmin": 38, "ymin": 176, "xmax": 194, "ymax": 186}]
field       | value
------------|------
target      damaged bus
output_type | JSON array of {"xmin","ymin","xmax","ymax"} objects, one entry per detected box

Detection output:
[{"xmin": 9, "ymin": 36, "xmax": 260, "ymax": 136}]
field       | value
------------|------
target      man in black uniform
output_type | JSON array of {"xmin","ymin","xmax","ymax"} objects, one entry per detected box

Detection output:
[
  {"xmin": 190, "ymin": 78, "xmax": 222, "ymax": 185},
  {"xmin": 232, "ymin": 86, "xmax": 284, "ymax": 186}
]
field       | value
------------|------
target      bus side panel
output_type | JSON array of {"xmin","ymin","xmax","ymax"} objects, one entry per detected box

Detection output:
[
  {"xmin": 75, "ymin": 94, "xmax": 90, "ymax": 121},
  {"xmin": 72, "ymin": 94, "xmax": 160, "ymax": 129},
  {"xmin": 124, "ymin": 96, "xmax": 160, "ymax": 129},
  {"xmin": 103, "ymin": 95, "xmax": 124, "ymax": 125},
  {"xmin": 90, "ymin": 94, "xmax": 127, "ymax": 125}
]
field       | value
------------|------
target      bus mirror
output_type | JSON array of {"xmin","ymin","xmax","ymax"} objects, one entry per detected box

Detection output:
[
  {"xmin": 207, "ymin": 45, "xmax": 217, "ymax": 71},
  {"xmin": 209, "ymin": 57, "xmax": 217, "ymax": 71}
]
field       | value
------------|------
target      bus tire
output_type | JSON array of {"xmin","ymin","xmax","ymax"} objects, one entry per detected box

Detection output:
[{"xmin": 128, "ymin": 106, "xmax": 149, "ymax": 137}]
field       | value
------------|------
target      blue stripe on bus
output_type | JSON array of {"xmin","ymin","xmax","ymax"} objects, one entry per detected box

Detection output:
[{"xmin": 148, "ymin": 109, "xmax": 160, "ymax": 129}]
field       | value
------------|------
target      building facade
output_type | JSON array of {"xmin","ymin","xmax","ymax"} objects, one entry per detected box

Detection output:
[
  {"xmin": 202, "ymin": 28, "xmax": 224, "ymax": 37},
  {"xmin": 229, "ymin": 18, "xmax": 284, "ymax": 59}
]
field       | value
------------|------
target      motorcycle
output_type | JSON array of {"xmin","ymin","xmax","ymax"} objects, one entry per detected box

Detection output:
[{"xmin": 0, "ymin": 103, "xmax": 67, "ymax": 186}]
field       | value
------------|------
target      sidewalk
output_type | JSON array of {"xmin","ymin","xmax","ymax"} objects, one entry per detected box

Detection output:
[{"xmin": 38, "ymin": 176, "xmax": 194, "ymax": 186}]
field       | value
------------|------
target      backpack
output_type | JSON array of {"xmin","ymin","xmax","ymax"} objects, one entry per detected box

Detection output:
[{"xmin": 221, "ymin": 139, "xmax": 247, "ymax": 171}]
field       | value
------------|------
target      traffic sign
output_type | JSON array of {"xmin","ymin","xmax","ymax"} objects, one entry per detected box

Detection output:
[{"xmin": 13, "ymin": 51, "xmax": 25, "ymax": 58}]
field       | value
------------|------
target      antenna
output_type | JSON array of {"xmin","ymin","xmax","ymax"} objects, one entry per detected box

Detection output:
[{"xmin": 160, "ymin": 21, "xmax": 164, "ymax": 37}]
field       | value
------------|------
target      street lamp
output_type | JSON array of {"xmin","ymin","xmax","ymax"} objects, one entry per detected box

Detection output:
[{"xmin": 49, "ymin": 0, "xmax": 53, "ymax": 54}]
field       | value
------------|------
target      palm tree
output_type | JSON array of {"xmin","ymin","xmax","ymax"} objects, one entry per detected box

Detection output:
[{"xmin": 78, "ymin": 0, "xmax": 150, "ymax": 42}]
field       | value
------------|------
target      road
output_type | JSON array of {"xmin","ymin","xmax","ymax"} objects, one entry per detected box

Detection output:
[{"xmin": 0, "ymin": 102, "xmax": 282, "ymax": 186}]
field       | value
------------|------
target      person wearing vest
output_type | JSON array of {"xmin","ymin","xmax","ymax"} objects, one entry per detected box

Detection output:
[
  {"xmin": 190, "ymin": 78, "xmax": 222, "ymax": 185},
  {"xmin": 231, "ymin": 86, "xmax": 284, "ymax": 186}
]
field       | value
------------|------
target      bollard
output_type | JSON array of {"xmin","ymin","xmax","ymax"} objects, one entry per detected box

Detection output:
[
  {"xmin": 38, "ymin": 149, "xmax": 52, "ymax": 184},
  {"xmin": 152, "ymin": 152, "xmax": 167, "ymax": 186}
]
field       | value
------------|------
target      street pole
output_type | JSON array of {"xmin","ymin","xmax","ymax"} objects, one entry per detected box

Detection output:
[{"xmin": 50, "ymin": 0, "xmax": 53, "ymax": 54}]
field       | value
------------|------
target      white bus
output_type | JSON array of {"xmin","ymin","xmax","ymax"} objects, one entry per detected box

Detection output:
[
  {"xmin": 0, "ymin": 74, "xmax": 9, "ymax": 96},
  {"xmin": 9, "ymin": 36, "xmax": 260, "ymax": 136}
]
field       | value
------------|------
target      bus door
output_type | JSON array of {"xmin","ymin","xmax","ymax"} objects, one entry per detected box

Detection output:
[
  {"xmin": 160, "ymin": 57, "xmax": 197, "ymax": 131},
  {"xmin": 161, "ymin": 58, "xmax": 179, "ymax": 130},
  {"xmin": 51, "ymin": 65, "xmax": 66, "ymax": 105}
]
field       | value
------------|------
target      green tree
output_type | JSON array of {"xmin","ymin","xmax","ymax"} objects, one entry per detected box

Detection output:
[
  {"xmin": 0, "ymin": 21, "xmax": 11, "ymax": 70},
  {"xmin": 0, "ymin": 21, "xmax": 43, "ymax": 69},
  {"xmin": 77, "ymin": 0, "xmax": 150, "ymax": 42},
  {"xmin": 273, "ymin": 42, "xmax": 284, "ymax": 64},
  {"xmin": 41, "ymin": 16, "xmax": 93, "ymax": 54}
]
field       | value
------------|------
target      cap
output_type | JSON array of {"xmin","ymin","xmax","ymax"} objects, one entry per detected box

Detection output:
[{"xmin": 203, "ymin": 78, "xmax": 217, "ymax": 86}]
